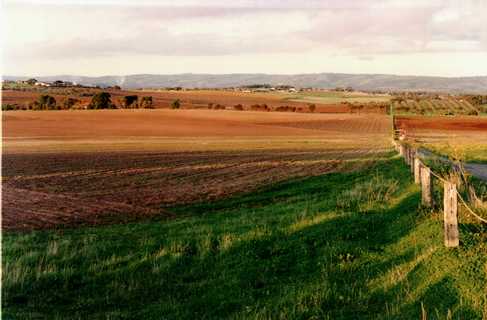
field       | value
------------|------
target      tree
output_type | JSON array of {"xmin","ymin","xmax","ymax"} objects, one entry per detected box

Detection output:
[
  {"xmin": 121, "ymin": 95, "xmax": 138, "ymax": 108},
  {"xmin": 171, "ymin": 99, "xmax": 181, "ymax": 109},
  {"xmin": 308, "ymin": 103, "xmax": 316, "ymax": 113},
  {"xmin": 140, "ymin": 96, "xmax": 153, "ymax": 109},
  {"xmin": 38, "ymin": 95, "xmax": 56, "ymax": 110},
  {"xmin": 26, "ymin": 78, "xmax": 37, "ymax": 85},
  {"xmin": 63, "ymin": 98, "xmax": 79, "ymax": 109},
  {"xmin": 88, "ymin": 92, "xmax": 113, "ymax": 109}
]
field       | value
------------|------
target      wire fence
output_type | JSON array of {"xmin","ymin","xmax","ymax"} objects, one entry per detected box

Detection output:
[{"xmin": 392, "ymin": 139, "xmax": 487, "ymax": 247}]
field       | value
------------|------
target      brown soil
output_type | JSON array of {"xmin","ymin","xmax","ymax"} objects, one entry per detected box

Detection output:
[
  {"xmin": 3, "ymin": 110, "xmax": 390, "ymax": 142},
  {"xmin": 2, "ymin": 110, "xmax": 392, "ymax": 231},
  {"xmin": 395, "ymin": 116, "xmax": 487, "ymax": 132},
  {"xmin": 3, "ymin": 148, "xmax": 388, "ymax": 231}
]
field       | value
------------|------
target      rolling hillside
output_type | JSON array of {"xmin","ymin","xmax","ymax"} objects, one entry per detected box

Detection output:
[{"xmin": 5, "ymin": 73, "xmax": 487, "ymax": 93}]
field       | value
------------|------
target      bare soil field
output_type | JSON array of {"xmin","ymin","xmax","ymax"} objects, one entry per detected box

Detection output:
[
  {"xmin": 3, "ymin": 110, "xmax": 390, "ymax": 152},
  {"xmin": 3, "ymin": 148, "xmax": 389, "ymax": 231},
  {"xmin": 3, "ymin": 110, "xmax": 392, "ymax": 230},
  {"xmin": 395, "ymin": 116, "xmax": 487, "ymax": 132}
]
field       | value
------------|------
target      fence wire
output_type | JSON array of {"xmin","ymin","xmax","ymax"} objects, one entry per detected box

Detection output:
[{"xmin": 398, "ymin": 142, "xmax": 487, "ymax": 225}]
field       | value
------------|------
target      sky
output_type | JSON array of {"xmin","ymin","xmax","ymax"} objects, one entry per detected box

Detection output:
[{"xmin": 2, "ymin": 0, "xmax": 487, "ymax": 77}]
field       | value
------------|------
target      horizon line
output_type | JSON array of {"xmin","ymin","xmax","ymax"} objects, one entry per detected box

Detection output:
[{"xmin": 4, "ymin": 72, "xmax": 487, "ymax": 79}]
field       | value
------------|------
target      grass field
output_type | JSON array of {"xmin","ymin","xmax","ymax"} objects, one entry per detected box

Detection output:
[
  {"xmin": 285, "ymin": 91, "xmax": 391, "ymax": 104},
  {"xmin": 426, "ymin": 144, "xmax": 487, "ymax": 164},
  {"xmin": 3, "ymin": 158, "xmax": 487, "ymax": 319},
  {"xmin": 392, "ymin": 99, "xmax": 480, "ymax": 116}
]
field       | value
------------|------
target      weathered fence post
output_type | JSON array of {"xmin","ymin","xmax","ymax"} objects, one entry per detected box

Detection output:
[
  {"xmin": 421, "ymin": 166, "xmax": 432, "ymax": 207},
  {"xmin": 414, "ymin": 157, "xmax": 421, "ymax": 184},
  {"xmin": 409, "ymin": 148, "xmax": 415, "ymax": 173},
  {"xmin": 468, "ymin": 186, "xmax": 482, "ymax": 207},
  {"xmin": 443, "ymin": 181, "xmax": 459, "ymax": 248},
  {"xmin": 400, "ymin": 144, "xmax": 406, "ymax": 158}
]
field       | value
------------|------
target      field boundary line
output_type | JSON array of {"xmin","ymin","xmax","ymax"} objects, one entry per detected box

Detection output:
[{"xmin": 392, "ymin": 139, "xmax": 487, "ymax": 247}]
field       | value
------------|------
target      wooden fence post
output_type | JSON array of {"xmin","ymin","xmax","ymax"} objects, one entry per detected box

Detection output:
[
  {"xmin": 468, "ymin": 186, "xmax": 482, "ymax": 207},
  {"xmin": 409, "ymin": 149, "xmax": 415, "ymax": 173},
  {"xmin": 414, "ymin": 157, "xmax": 421, "ymax": 184},
  {"xmin": 421, "ymin": 166, "xmax": 432, "ymax": 207},
  {"xmin": 443, "ymin": 181, "xmax": 459, "ymax": 248},
  {"xmin": 400, "ymin": 144, "xmax": 406, "ymax": 158}
]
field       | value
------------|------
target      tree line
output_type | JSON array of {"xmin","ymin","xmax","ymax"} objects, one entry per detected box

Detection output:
[{"xmin": 2, "ymin": 92, "xmax": 155, "ymax": 111}]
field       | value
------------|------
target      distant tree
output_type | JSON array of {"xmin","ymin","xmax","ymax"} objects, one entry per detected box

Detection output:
[
  {"xmin": 121, "ymin": 95, "xmax": 138, "ymax": 108},
  {"xmin": 26, "ymin": 78, "xmax": 37, "ymax": 85},
  {"xmin": 63, "ymin": 98, "xmax": 79, "ymax": 109},
  {"xmin": 171, "ymin": 99, "xmax": 181, "ymax": 109},
  {"xmin": 250, "ymin": 104, "xmax": 269, "ymax": 111},
  {"xmin": 140, "ymin": 96, "xmax": 153, "ymax": 109},
  {"xmin": 241, "ymin": 84, "xmax": 271, "ymax": 89},
  {"xmin": 38, "ymin": 95, "xmax": 56, "ymax": 110},
  {"xmin": 2, "ymin": 104, "xmax": 18, "ymax": 111},
  {"xmin": 308, "ymin": 104, "xmax": 316, "ymax": 113},
  {"xmin": 53, "ymin": 80, "xmax": 65, "ymax": 87},
  {"xmin": 88, "ymin": 92, "xmax": 113, "ymax": 109},
  {"xmin": 233, "ymin": 104, "xmax": 244, "ymax": 111}
]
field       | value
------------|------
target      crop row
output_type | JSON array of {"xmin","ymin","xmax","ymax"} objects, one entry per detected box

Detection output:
[{"xmin": 393, "ymin": 99, "xmax": 479, "ymax": 115}]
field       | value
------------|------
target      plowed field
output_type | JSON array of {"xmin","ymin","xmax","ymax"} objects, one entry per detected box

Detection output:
[{"xmin": 3, "ymin": 110, "xmax": 392, "ymax": 230}]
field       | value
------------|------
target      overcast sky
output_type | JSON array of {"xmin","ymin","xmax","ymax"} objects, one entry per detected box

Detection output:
[{"xmin": 2, "ymin": 0, "xmax": 487, "ymax": 77}]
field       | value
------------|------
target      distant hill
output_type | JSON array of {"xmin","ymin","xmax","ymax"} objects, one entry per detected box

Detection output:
[{"xmin": 4, "ymin": 73, "xmax": 487, "ymax": 93}]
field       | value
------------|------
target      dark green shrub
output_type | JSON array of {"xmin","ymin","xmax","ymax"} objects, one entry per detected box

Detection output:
[
  {"xmin": 171, "ymin": 99, "xmax": 181, "ymax": 109},
  {"xmin": 88, "ymin": 92, "xmax": 114, "ymax": 109},
  {"xmin": 38, "ymin": 95, "xmax": 56, "ymax": 110},
  {"xmin": 140, "ymin": 96, "xmax": 153, "ymax": 109},
  {"xmin": 63, "ymin": 98, "xmax": 79, "ymax": 109},
  {"xmin": 121, "ymin": 95, "xmax": 138, "ymax": 108}
]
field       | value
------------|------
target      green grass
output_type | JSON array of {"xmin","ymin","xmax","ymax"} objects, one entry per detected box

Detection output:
[
  {"xmin": 392, "ymin": 99, "xmax": 481, "ymax": 116},
  {"xmin": 284, "ymin": 91, "xmax": 391, "ymax": 104},
  {"xmin": 3, "ymin": 158, "xmax": 486, "ymax": 319},
  {"xmin": 424, "ymin": 143, "xmax": 487, "ymax": 164}
]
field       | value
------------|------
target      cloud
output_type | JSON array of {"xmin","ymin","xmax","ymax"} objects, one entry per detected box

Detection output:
[
  {"xmin": 2, "ymin": 0, "xmax": 487, "ymax": 76},
  {"xmin": 302, "ymin": 3, "xmax": 487, "ymax": 55}
]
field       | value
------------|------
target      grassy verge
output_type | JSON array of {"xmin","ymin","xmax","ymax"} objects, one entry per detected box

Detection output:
[
  {"xmin": 424, "ymin": 143, "xmax": 487, "ymax": 164},
  {"xmin": 2, "ymin": 158, "xmax": 486, "ymax": 319}
]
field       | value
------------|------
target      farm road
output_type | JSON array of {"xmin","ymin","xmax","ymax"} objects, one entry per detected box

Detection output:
[{"xmin": 418, "ymin": 148, "xmax": 487, "ymax": 182}]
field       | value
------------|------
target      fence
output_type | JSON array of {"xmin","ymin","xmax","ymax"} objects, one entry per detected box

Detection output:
[{"xmin": 392, "ymin": 140, "xmax": 486, "ymax": 248}]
